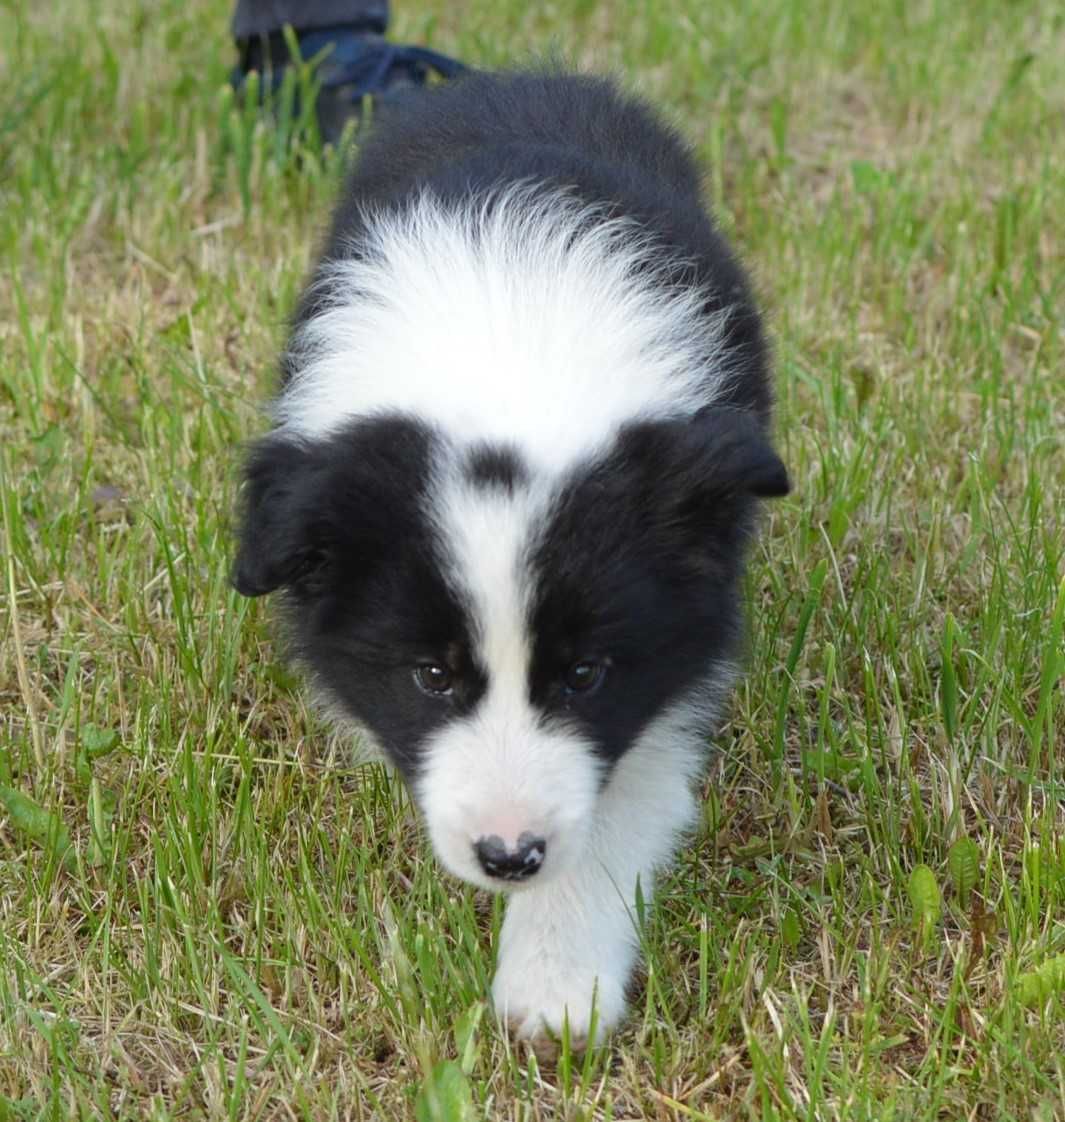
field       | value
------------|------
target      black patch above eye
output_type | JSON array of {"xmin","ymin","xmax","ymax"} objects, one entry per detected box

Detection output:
[
  {"xmin": 465, "ymin": 444, "xmax": 528, "ymax": 493},
  {"xmin": 564, "ymin": 659, "xmax": 606, "ymax": 694},
  {"xmin": 414, "ymin": 663, "xmax": 454, "ymax": 696}
]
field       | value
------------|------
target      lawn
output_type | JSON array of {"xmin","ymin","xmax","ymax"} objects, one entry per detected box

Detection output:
[{"xmin": 1, "ymin": 0, "xmax": 1063, "ymax": 1118}]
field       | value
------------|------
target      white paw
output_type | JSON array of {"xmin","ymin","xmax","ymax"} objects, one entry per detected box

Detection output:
[{"xmin": 491, "ymin": 955, "xmax": 628, "ymax": 1055}]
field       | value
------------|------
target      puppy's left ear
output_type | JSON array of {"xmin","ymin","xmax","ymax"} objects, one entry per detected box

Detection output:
[
  {"xmin": 686, "ymin": 406, "xmax": 790, "ymax": 499},
  {"xmin": 232, "ymin": 437, "xmax": 329, "ymax": 598}
]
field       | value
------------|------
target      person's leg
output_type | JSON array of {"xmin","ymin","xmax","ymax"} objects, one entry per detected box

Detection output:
[
  {"xmin": 233, "ymin": 1, "xmax": 389, "ymax": 78},
  {"xmin": 230, "ymin": 0, "xmax": 466, "ymax": 144},
  {"xmin": 232, "ymin": 1, "xmax": 388, "ymax": 40}
]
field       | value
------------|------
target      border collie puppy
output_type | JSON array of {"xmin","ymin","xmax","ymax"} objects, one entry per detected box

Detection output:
[{"xmin": 234, "ymin": 68, "xmax": 789, "ymax": 1049}]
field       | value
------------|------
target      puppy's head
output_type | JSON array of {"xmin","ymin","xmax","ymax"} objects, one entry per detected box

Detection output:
[{"xmin": 234, "ymin": 406, "xmax": 787, "ymax": 890}]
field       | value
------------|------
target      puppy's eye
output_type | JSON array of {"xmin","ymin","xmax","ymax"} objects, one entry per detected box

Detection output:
[
  {"xmin": 564, "ymin": 659, "xmax": 606, "ymax": 694},
  {"xmin": 414, "ymin": 664, "xmax": 453, "ymax": 696}
]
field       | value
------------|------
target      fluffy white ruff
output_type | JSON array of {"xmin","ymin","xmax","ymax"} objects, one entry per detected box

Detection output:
[{"xmin": 275, "ymin": 187, "xmax": 731, "ymax": 473}]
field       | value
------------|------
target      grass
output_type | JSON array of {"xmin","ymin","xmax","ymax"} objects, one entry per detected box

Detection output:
[{"xmin": 1, "ymin": 0, "xmax": 1063, "ymax": 1117}]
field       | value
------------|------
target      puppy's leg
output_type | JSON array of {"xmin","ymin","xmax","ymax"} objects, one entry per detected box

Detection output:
[
  {"xmin": 491, "ymin": 845, "xmax": 642, "ymax": 1052},
  {"xmin": 491, "ymin": 723, "xmax": 704, "ymax": 1051}
]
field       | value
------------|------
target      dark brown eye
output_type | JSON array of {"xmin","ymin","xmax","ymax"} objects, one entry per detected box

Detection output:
[
  {"xmin": 564, "ymin": 659, "xmax": 606, "ymax": 694},
  {"xmin": 415, "ymin": 664, "xmax": 453, "ymax": 695}
]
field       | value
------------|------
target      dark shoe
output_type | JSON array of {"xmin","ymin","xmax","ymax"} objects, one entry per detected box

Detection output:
[{"xmin": 232, "ymin": 23, "xmax": 467, "ymax": 145}]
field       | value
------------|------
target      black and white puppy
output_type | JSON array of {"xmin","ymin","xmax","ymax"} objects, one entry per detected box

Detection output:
[{"xmin": 234, "ymin": 68, "xmax": 788, "ymax": 1048}]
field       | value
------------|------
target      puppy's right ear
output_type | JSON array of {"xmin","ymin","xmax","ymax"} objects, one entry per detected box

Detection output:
[{"xmin": 232, "ymin": 438, "xmax": 327, "ymax": 597}]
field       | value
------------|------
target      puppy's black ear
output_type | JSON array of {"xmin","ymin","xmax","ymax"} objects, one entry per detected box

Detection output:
[
  {"xmin": 685, "ymin": 405, "xmax": 790, "ymax": 499},
  {"xmin": 232, "ymin": 438, "xmax": 328, "ymax": 598},
  {"xmin": 620, "ymin": 406, "xmax": 788, "ymax": 571}
]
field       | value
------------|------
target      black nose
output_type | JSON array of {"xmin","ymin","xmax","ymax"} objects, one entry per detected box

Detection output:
[{"xmin": 474, "ymin": 833, "xmax": 546, "ymax": 881}]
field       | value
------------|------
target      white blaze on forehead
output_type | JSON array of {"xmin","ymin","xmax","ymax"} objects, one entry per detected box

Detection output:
[
  {"xmin": 431, "ymin": 476, "xmax": 545, "ymax": 690},
  {"xmin": 417, "ymin": 472, "xmax": 604, "ymax": 887},
  {"xmin": 275, "ymin": 186, "xmax": 731, "ymax": 475}
]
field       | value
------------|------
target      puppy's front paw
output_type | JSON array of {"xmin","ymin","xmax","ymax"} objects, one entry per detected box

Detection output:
[{"xmin": 491, "ymin": 955, "xmax": 627, "ymax": 1056}]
